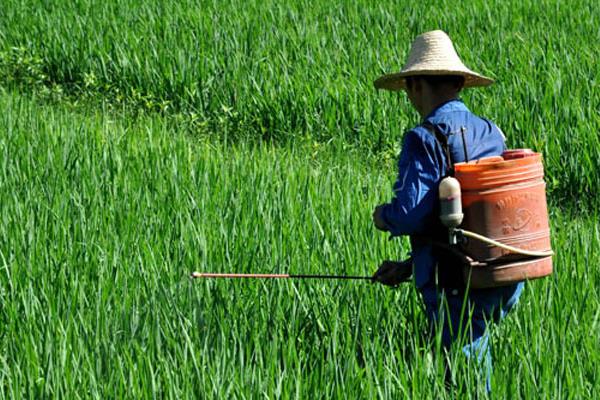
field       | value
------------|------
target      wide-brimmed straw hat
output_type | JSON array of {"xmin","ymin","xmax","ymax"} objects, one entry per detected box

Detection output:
[{"xmin": 374, "ymin": 30, "xmax": 494, "ymax": 91}]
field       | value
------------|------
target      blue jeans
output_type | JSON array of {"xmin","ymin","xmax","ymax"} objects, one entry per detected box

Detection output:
[{"xmin": 420, "ymin": 282, "xmax": 524, "ymax": 392}]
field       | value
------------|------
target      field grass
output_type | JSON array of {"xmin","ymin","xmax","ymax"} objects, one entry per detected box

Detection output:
[
  {"xmin": 1, "ymin": 0, "xmax": 599, "ymax": 398},
  {"xmin": 0, "ymin": 91, "xmax": 598, "ymax": 398}
]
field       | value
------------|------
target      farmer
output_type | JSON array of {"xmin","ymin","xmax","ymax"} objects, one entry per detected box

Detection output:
[{"xmin": 370, "ymin": 30, "xmax": 524, "ymax": 392}]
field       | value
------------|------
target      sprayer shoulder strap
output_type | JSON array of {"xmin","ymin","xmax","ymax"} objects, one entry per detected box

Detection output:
[{"xmin": 422, "ymin": 121, "xmax": 454, "ymax": 177}]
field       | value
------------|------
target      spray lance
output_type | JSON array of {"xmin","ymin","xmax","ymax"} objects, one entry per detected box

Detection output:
[
  {"xmin": 190, "ymin": 272, "xmax": 372, "ymax": 281},
  {"xmin": 190, "ymin": 264, "xmax": 412, "ymax": 286}
]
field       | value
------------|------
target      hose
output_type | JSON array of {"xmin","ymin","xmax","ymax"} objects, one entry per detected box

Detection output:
[{"xmin": 455, "ymin": 229, "xmax": 554, "ymax": 258}]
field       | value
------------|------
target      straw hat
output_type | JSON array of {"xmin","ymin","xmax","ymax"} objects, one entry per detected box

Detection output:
[{"xmin": 374, "ymin": 30, "xmax": 494, "ymax": 91}]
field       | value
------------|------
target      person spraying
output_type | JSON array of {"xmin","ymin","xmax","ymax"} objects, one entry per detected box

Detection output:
[{"xmin": 371, "ymin": 30, "xmax": 524, "ymax": 393}]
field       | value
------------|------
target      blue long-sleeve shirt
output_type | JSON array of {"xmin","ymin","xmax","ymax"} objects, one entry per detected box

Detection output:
[{"xmin": 381, "ymin": 99, "xmax": 506, "ymax": 289}]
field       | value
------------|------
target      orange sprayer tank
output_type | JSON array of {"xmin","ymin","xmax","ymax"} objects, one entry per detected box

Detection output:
[{"xmin": 454, "ymin": 150, "xmax": 553, "ymax": 288}]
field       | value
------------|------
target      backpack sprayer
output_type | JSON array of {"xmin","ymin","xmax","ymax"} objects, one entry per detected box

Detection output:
[{"xmin": 438, "ymin": 149, "xmax": 554, "ymax": 288}]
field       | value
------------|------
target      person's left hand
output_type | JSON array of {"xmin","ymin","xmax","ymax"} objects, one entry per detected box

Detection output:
[{"xmin": 372, "ymin": 205, "xmax": 388, "ymax": 231}]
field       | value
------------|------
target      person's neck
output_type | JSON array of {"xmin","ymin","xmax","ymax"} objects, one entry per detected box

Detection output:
[{"xmin": 419, "ymin": 95, "xmax": 460, "ymax": 119}]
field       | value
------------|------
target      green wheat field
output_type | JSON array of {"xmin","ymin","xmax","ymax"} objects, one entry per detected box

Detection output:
[{"xmin": 1, "ymin": 0, "xmax": 598, "ymax": 398}]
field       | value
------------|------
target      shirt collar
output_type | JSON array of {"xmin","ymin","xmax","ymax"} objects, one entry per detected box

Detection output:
[{"xmin": 423, "ymin": 99, "xmax": 469, "ymax": 122}]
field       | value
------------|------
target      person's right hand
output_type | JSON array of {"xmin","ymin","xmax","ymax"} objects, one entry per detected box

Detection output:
[
  {"xmin": 371, "ymin": 259, "xmax": 413, "ymax": 287},
  {"xmin": 372, "ymin": 205, "xmax": 389, "ymax": 231}
]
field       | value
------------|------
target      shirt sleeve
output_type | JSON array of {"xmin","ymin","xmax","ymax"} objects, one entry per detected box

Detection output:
[{"xmin": 381, "ymin": 129, "xmax": 444, "ymax": 236}]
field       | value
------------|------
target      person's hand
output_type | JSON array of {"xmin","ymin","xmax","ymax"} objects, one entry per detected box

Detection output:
[
  {"xmin": 372, "ymin": 205, "xmax": 388, "ymax": 231},
  {"xmin": 371, "ymin": 259, "xmax": 413, "ymax": 287}
]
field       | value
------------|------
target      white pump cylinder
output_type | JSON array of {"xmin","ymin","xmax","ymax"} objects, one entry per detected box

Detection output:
[{"xmin": 439, "ymin": 176, "xmax": 463, "ymax": 229}]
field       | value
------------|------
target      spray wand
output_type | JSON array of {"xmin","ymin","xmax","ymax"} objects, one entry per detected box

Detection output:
[
  {"xmin": 191, "ymin": 259, "xmax": 412, "ymax": 286},
  {"xmin": 191, "ymin": 272, "xmax": 373, "ymax": 281}
]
